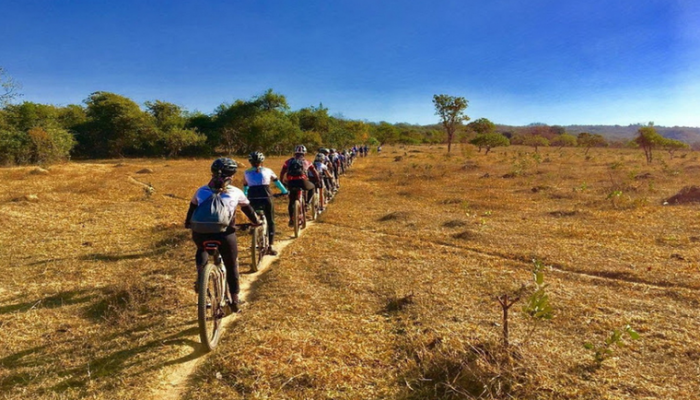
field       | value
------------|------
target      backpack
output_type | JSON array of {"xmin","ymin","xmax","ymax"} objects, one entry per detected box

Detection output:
[
  {"xmin": 287, "ymin": 158, "xmax": 305, "ymax": 177},
  {"xmin": 190, "ymin": 192, "xmax": 233, "ymax": 233}
]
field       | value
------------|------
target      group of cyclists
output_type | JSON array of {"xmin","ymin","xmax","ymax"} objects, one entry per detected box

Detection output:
[{"xmin": 184, "ymin": 144, "xmax": 362, "ymax": 310}]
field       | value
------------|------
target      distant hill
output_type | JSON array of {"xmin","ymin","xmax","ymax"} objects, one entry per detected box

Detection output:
[{"xmin": 495, "ymin": 124, "xmax": 700, "ymax": 144}]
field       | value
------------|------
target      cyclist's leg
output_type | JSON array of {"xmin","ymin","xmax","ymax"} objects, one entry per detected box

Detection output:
[
  {"xmin": 287, "ymin": 184, "xmax": 297, "ymax": 222},
  {"xmin": 219, "ymin": 231, "xmax": 240, "ymax": 301},
  {"xmin": 303, "ymin": 180, "xmax": 315, "ymax": 205},
  {"xmin": 262, "ymin": 198, "xmax": 275, "ymax": 245},
  {"xmin": 191, "ymin": 231, "xmax": 209, "ymax": 267},
  {"xmin": 287, "ymin": 180, "xmax": 303, "ymax": 224}
]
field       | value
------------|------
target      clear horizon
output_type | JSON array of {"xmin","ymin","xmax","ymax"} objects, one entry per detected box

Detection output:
[{"xmin": 2, "ymin": 0, "xmax": 699, "ymax": 127}]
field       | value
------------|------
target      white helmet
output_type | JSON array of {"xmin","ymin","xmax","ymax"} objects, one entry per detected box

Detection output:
[{"xmin": 294, "ymin": 145, "xmax": 307, "ymax": 154}]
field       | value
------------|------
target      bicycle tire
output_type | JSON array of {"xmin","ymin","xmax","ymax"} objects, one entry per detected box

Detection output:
[
  {"xmin": 198, "ymin": 263, "xmax": 223, "ymax": 352},
  {"xmin": 311, "ymin": 192, "xmax": 319, "ymax": 220},
  {"xmin": 293, "ymin": 199, "xmax": 301, "ymax": 238},
  {"xmin": 251, "ymin": 227, "xmax": 260, "ymax": 272}
]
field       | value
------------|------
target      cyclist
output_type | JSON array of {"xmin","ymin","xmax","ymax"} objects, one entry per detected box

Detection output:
[
  {"xmin": 280, "ymin": 145, "xmax": 321, "ymax": 226},
  {"xmin": 329, "ymin": 148, "xmax": 341, "ymax": 186},
  {"xmin": 243, "ymin": 151, "xmax": 289, "ymax": 256},
  {"xmin": 185, "ymin": 158, "xmax": 261, "ymax": 312},
  {"xmin": 312, "ymin": 152, "xmax": 333, "ymax": 210},
  {"xmin": 338, "ymin": 150, "xmax": 347, "ymax": 174}
]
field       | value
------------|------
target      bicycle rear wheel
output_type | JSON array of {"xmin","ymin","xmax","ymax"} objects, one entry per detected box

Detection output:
[
  {"xmin": 310, "ymin": 192, "xmax": 319, "ymax": 220},
  {"xmin": 198, "ymin": 263, "xmax": 224, "ymax": 352},
  {"xmin": 293, "ymin": 200, "xmax": 301, "ymax": 238}
]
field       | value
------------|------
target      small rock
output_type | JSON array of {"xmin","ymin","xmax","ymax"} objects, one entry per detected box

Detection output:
[
  {"xmin": 29, "ymin": 167, "xmax": 50, "ymax": 175},
  {"xmin": 13, "ymin": 194, "xmax": 39, "ymax": 202},
  {"xmin": 136, "ymin": 168, "xmax": 154, "ymax": 174}
]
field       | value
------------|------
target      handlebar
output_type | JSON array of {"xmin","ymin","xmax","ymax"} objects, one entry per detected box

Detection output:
[{"xmin": 234, "ymin": 222, "xmax": 262, "ymax": 231}]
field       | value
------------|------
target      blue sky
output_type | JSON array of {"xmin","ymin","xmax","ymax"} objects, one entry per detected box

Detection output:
[{"xmin": 2, "ymin": 0, "xmax": 699, "ymax": 126}]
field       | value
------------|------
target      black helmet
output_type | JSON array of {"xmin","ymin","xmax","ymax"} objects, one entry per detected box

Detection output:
[
  {"xmin": 320, "ymin": 148, "xmax": 330, "ymax": 155},
  {"xmin": 211, "ymin": 157, "xmax": 237, "ymax": 177},
  {"xmin": 249, "ymin": 151, "xmax": 265, "ymax": 165}
]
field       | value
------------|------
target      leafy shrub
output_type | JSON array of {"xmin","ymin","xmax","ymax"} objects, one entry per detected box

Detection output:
[{"xmin": 0, "ymin": 126, "xmax": 75, "ymax": 165}]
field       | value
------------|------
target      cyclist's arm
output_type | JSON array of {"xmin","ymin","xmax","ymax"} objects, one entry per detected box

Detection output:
[
  {"xmin": 279, "ymin": 166, "xmax": 288, "ymax": 184},
  {"xmin": 185, "ymin": 201, "xmax": 197, "ymax": 228},
  {"xmin": 240, "ymin": 204, "xmax": 261, "ymax": 225},
  {"xmin": 273, "ymin": 178, "xmax": 289, "ymax": 194}
]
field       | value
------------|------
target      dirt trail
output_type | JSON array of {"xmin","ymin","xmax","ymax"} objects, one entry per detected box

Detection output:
[{"xmin": 148, "ymin": 222, "xmax": 319, "ymax": 400}]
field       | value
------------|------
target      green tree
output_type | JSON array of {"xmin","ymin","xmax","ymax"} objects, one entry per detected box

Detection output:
[
  {"xmin": 661, "ymin": 137, "xmax": 689, "ymax": 159},
  {"xmin": 295, "ymin": 104, "xmax": 330, "ymax": 135},
  {"xmin": 433, "ymin": 94, "xmax": 469, "ymax": 153},
  {"xmin": 57, "ymin": 104, "xmax": 87, "ymax": 131},
  {"xmin": 467, "ymin": 117, "xmax": 496, "ymax": 135},
  {"xmin": 145, "ymin": 100, "xmax": 186, "ymax": 132},
  {"xmin": 2, "ymin": 102, "xmax": 61, "ymax": 132},
  {"xmin": 577, "ymin": 132, "xmax": 607, "ymax": 155},
  {"xmin": 372, "ymin": 121, "xmax": 400, "ymax": 145},
  {"xmin": 253, "ymin": 88, "xmax": 289, "ymax": 112},
  {"xmin": 145, "ymin": 100, "xmax": 205, "ymax": 157},
  {"xmin": 634, "ymin": 123, "xmax": 664, "ymax": 163},
  {"xmin": 470, "ymin": 132, "xmax": 509, "ymax": 154},
  {"xmin": 551, "ymin": 133, "xmax": 577, "ymax": 149},
  {"xmin": 523, "ymin": 135, "xmax": 549, "ymax": 152},
  {"xmin": 78, "ymin": 91, "xmax": 155, "ymax": 157},
  {"xmin": 0, "ymin": 126, "xmax": 75, "ymax": 165},
  {"xmin": 186, "ymin": 111, "xmax": 217, "ymax": 151}
]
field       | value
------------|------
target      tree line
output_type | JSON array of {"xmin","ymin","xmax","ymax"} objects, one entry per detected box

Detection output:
[
  {"xmin": 0, "ymin": 89, "xmax": 455, "ymax": 165},
  {"xmin": 0, "ymin": 84, "xmax": 691, "ymax": 165}
]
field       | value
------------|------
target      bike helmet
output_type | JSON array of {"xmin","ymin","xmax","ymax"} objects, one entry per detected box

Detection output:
[
  {"xmin": 211, "ymin": 157, "xmax": 238, "ymax": 177},
  {"xmin": 294, "ymin": 145, "xmax": 307, "ymax": 154},
  {"xmin": 248, "ymin": 151, "xmax": 265, "ymax": 164},
  {"xmin": 315, "ymin": 153, "xmax": 325, "ymax": 163},
  {"xmin": 330, "ymin": 148, "xmax": 337, "ymax": 153},
  {"xmin": 319, "ymin": 148, "xmax": 329, "ymax": 155}
]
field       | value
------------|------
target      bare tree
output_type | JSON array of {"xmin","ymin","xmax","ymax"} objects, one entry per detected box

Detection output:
[{"xmin": 0, "ymin": 67, "xmax": 22, "ymax": 106}]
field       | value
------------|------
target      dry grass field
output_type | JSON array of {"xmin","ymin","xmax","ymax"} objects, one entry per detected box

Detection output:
[{"xmin": 1, "ymin": 145, "xmax": 700, "ymax": 399}]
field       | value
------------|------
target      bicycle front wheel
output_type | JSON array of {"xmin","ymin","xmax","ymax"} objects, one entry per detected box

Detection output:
[
  {"xmin": 251, "ymin": 227, "xmax": 260, "ymax": 272},
  {"xmin": 198, "ymin": 263, "xmax": 224, "ymax": 352}
]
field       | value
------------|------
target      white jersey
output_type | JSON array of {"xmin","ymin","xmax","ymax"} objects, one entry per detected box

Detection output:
[
  {"xmin": 314, "ymin": 161, "xmax": 328, "ymax": 175},
  {"xmin": 191, "ymin": 185, "xmax": 249, "ymax": 218},
  {"xmin": 244, "ymin": 167, "xmax": 277, "ymax": 186}
]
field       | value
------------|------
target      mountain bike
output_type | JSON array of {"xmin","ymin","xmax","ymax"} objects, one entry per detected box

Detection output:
[
  {"xmin": 289, "ymin": 187, "xmax": 308, "ymax": 238},
  {"xmin": 315, "ymin": 185, "xmax": 325, "ymax": 215},
  {"xmin": 240, "ymin": 193, "xmax": 287, "ymax": 271},
  {"xmin": 197, "ymin": 240, "xmax": 231, "ymax": 352},
  {"xmin": 236, "ymin": 212, "xmax": 267, "ymax": 273},
  {"xmin": 310, "ymin": 187, "xmax": 320, "ymax": 220}
]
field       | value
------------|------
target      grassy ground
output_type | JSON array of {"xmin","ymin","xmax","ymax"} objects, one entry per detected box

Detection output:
[{"xmin": 1, "ymin": 145, "xmax": 699, "ymax": 399}]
